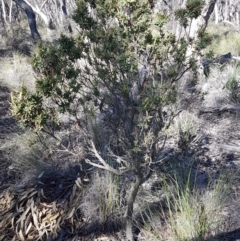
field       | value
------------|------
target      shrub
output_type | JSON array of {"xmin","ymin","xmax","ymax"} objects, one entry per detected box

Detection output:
[{"xmin": 11, "ymin": 0, "xmax": 211, "ymax": 239}]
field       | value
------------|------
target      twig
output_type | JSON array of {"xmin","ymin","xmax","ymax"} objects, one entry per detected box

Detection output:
[{"xmin": 88, "ymin": 141, "xmax": 128, "ymax": 175}]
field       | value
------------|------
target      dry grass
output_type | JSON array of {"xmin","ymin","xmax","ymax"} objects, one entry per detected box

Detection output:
[
  {"xmin": 0, "ymin": 51, "xmax": 35, "ymax": 90},
  {"xmin": 0, "ymin": 131, "xmax": 51, "ymax": 178},
  {"xmin": 206, "ymin": 23, "xmax": 240, "ymax": 56},
  {"xmin": 196, "ymin": 62, "xmax": 240, "ymax": 111},
  {"xmin": 80, "ymin": 170, "xmax": 123, "ymax": 229}
]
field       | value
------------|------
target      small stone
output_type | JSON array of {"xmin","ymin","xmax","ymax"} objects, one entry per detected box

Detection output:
[
  {"xmin": 211, "ymin": 157, "xmax": 218, "ymax": 162},
  {"xmin": 201, "ymin": 138, "xmax": 208, "ymax": 144},
  {"xmin": 188, "ymin": 149, "xmax": 194, "ymax": 155}
]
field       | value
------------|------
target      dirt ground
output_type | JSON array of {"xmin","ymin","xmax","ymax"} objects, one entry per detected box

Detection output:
[{"xmin": 0, "ymin": 84, "xmax": 19, "ymax": 192}]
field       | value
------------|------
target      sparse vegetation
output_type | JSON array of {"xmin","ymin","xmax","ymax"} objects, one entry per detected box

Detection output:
[{"xmin": 0, "ymin": 1, "xmax": 240, "ymax": 241}]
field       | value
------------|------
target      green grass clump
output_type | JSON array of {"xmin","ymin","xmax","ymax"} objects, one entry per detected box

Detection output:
[
  {"xmin": 140, "ymin": 167, "xmax": 232, "ymax": 241},
  {"xmin": 167, "ymin": 111, "xmax": 198, "ymax": 152},
  {"xmin": 224, "ymin": 64, "xmax": 240, "ymax": 103}
]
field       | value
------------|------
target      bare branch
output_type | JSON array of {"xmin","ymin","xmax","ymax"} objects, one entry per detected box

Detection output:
[
  {"xmin": 216, "ymin": 144, "xmax": 240, "ymax": 153},
  {"xmin": 88, "ymin": 141, "xmax": 128, "ymax": 175},
  {"xmin": 40, "ymin": 0, "xmax": 49, "ymax": 11}
]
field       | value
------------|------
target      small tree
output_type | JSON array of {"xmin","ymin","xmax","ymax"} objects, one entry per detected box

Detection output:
[{"xmin": 11, "ymin": 0, "xmax": 212, "ymax": 240}]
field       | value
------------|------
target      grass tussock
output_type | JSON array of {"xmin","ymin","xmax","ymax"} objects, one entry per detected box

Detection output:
[
  {"xmin": 1, "ymin": 131, "xmax": 52, "ymax": 176},
  {"xmin": 199, "ymin": 66, "xmax": 231, "ymax": 108},
  {"xmin": 0, "ymin": 51, "xmax": 35, "ymax": 90},
  {"xmin": 198, "ymin": 63, "xmax": 240, "ymax": 108},
  {"xmin": 206, "ymin": 24, "xmax": 240, "ymax": 56},
  {"xmin": 80, "ymin": 171, "xmax": 123, "ymax": 228},
  {"xmin": 167, "ymin": 111, "xmax": 199, "ymax": 151},
  {"xmin": 224, "ymin": 64, "xmax": 240, "ymax": 104},
  {"xmin": 139, "ymin": 167, "xmax": 232, "ymax": 241}
]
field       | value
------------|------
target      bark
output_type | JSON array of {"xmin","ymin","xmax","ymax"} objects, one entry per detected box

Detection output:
[
  {"xmin": 9, "ymin": 0, "xmax": 13, "ymax": 23},
  {"xmin": 189, "ymin": 0, "xmax": 217, "ymax": 39},
  {"xmin": 1, "ymin": 0, "xmax": 7, "ymax": 25},
  {"xmin": 13, "ymin": 0, "xmax": 40, "ymax": 40},
  {"xmin": 124, "ymin": 171, "xmax": 152, "ymax": 241},
  {"xmin": 224, "ymin": 0, "xmax": 229, "ymax": 22},
  {"xmin": 214, "ymin": 0, "xmax": 219, "ymax": 24},
  {"xmin": 124, "ymin": 175, "xmax": 142, "ymax": 241},
  {"xmin": 60, "ymin": 0, "xmax": 72, "ymax": 33}
]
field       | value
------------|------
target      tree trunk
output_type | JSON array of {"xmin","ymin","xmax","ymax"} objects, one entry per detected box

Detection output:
[
  {"xmin": 60, "ymin": 0, "xmax": 72, "ymax": 33},
  {"xmin": 175, "ymin": 0, "xmax": 216, "ymax": 60},
  {"xmin": 124, "ymin": 175, "xmax": 143, "ymax": 241},
  {"xmin": 236, "ymin": 12, "xmax": 239, "ymax": 26},
  {"xmin": 124, "ymin": 169, "xmax": 152, "ymax": 241},
  {"xmin": 1, "ymin": 0, "xmax": 7, "ymax": 25},
  {"xmin": 9, "ymin": 0, "xmax": 13, "ymax": 23},
  {"xmin": 214, "ymin": 0, "xmax": 219, "ymax": 24},
  {"xmin": 13, "ymin": 0, "xmax": 40, "ymax": 40},
  {"xmin": 24, "ymin": 0, "xmax": 53, "ymax": 30},
  {"xmin": 189, "ymin": 0, "xmax": 217, "ymax": 39},
  {"xmin": 224, "ymin": 0, "xmax": 229, "ymax": 22}
]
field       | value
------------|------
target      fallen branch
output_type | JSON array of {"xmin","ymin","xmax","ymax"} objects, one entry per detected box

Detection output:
[
  {"xmin": 199, "ymin": 104, "xmax": 240, "ymax": 114},
  {"xmin": 216, "ymin": 144, "xmax": 240, "ymax": 153},
  {"xmin": 232, "ymin": 56, "xmax": 240, "ymax": 61}
]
